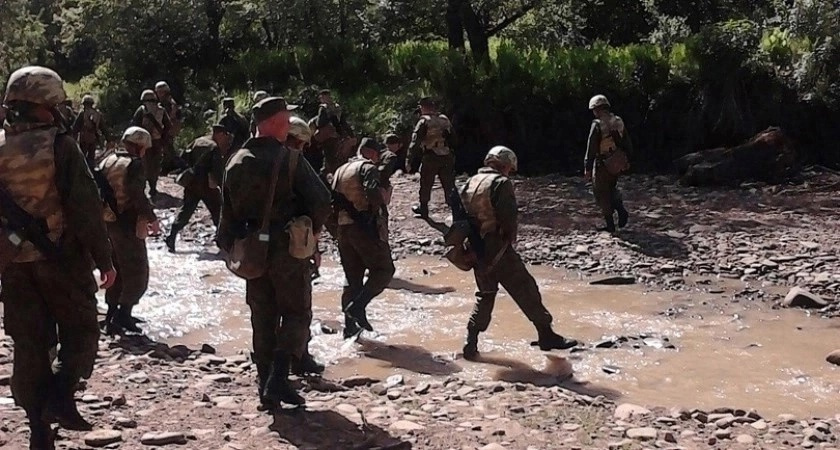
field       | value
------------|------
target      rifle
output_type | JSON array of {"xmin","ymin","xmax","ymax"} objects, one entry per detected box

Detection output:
[
  {"xmin": 332, "ymin": 191, "xmax": 379, "ymax": 239},
  {"xmin": 92, "ymin": 167, "xmax": 121, "ymax": 220},
  {"xmin": 0, "ymin": 183, "xmax": 60, "ymax": 259},
  {"xmin": 447, "ymin": 187, "xmax": 485, "ymax": 259}
]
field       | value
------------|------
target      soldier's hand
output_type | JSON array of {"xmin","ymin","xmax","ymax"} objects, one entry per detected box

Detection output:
[
  {"xmin": 584, "ymin": 171, "xmax": 592, "ymax": 182},
  {"xmin": 100, "ymin": 268, "xmax": 117, "ymax": 289},
  {"xmin": 148, "ymin": 220, "xmax": 162, "ymax": 236}
]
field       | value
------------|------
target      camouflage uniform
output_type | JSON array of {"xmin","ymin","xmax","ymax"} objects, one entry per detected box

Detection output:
[
  {"xmin": 218, "ymin": 137, "xmax": 331, "ymax": 403},
  {"xmin": 331, "ymin": 156, "xmax": 395, "ymax": 336},
  {"xmin": 219, "ymin": 107, "xmax": 250, "ymax": 151},
  {"xmin": 408, "ymin": 112, "xmax": 456, "ymax": 214},
  {"xmin": 0, "ymin": 66, "xmax": 114, "ymax": 447},
  {"xmin": 584, "ymin": 112, "xmax": 632, "ymax": 231},
  {"xmin": 159, "ymin": 96, "xmax": 182, "ymax": 173},
  {"xmin": 132, "ymin": 97, "xmax": 172, "ymax": 196},
  {"xmin": 97, "ymin": 151, "xmax": 156, "ymax": 311},
  {"xmin": 168, "ymin": 136, "xmax": 226, "ymax": 246},
  {"xmin": 72, "ymin": 104, "xmax": 106, "ymax": 165},
  {"xmin": 57, "ymin": 100, "xmax": 77, "ymax": 131}
]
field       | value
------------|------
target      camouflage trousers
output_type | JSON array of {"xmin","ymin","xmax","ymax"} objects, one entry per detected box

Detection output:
[
  {"xmin": 105, "ymin": 222, "xmax": 149, "ymax": 307},
  {"xmin": 468, "ymin": 237, "xmax": 553, "ymax": 334},
  {"xmin": 337, "ymin": 223, "xmax": 395, "ymax": 315},
  {"xmin": 171, "ymin": 188, "xmax": 221, "ymax": 233},
  {"xmin": 143, "ymin": 139, "xmax": 165, "ymax": 195},
  {"xmin": 79, "ymin": 140, "xmax": 97, "ymax": 168},
  {"xmin": 247, "ymin": 248, "xmax": 313, "ymax": 372},
  {"xmin": 419, "ymin": 152, "xmax": 456, "ymax": 208},
  {"xmin": 0, "ymin": 258, "xmax": 99, "ymax": 413},
  {"xmin": 592, "ymin": 165, "xmax": 625, "ymax": 217}
]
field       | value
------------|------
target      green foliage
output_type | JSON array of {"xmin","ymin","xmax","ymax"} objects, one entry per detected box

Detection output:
[{"xmin": 0, "ymin": 0, "xmax": 48, "ymax": 81}]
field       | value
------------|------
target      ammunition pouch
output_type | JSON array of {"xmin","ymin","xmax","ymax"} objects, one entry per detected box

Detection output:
[{"xmin": 287, "ymin": 215, "xmax": 316, "ymax": 260}]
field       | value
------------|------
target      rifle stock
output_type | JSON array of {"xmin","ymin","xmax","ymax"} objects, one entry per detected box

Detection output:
[{"xmin": 0, "ymin": 183, "xmax": 60, "ymax": 259}]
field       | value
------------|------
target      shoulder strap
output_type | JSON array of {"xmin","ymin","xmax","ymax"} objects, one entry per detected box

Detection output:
[{"xmin": 259, "ymin": 149, "xmax": 284, "ymax": 234}]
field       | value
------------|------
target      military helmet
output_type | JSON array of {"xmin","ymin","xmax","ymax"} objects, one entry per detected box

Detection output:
[
  {"xmin": 3, "ymin": 66, "xmax": 66, "ymax": 107},
  {"xmin": 154, "ymin": 81, "xmax": 170, "ymax": 92},
  {"xmin": 588, "ymin": 94, "xmax": 611, "ymax": 110},
  {"xmin": 484, "ymin": 146, "xmax": 518, "ymax": 172},
  {"xmin": 121, "ymin": 126, "xmax": 152, "ymax": 150},
  {"xmin": 288, "ymin": 116, "xmax": 313, "ymax": 144},
  {"xmin": 82, "ymin": 94, "xmax": 95, "ymax": 105},
  {"xmin": 141, "ymin": 90, "xmax": 157, "ymax": 102},
  {"xmin": 253, "ymin": 90, "xmax": 268, "ymax": 103}
]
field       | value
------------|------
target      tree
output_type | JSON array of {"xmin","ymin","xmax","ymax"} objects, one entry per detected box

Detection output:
[
  {"xmin": 0, "ymin": 0, "xmax": 48, "ymax": 80},
  {"xmin": 447, "ymin": 0, "xmax": 544, "ymax": 62}
]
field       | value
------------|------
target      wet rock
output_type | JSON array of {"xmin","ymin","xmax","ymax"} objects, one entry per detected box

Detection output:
[
  {"xmin": 110, "ymin": 395, "xmax": 126, "ymax": 407},
  {"xmin": 782, "ymin": 287, "xmax": 828, "ymax": 309},
  {"xmin": 84, "ymin": 430, "xmax": 123, "ymax": 447},
  {"xmin": 126, "ymin": 371, "xmax": 149, "ymax": 384},
  {"xmin": 386, "ymin": 389, "xmax": 402, "ymax": 400},
  {"xmin": 614, "ymin": 404, "xmax": 651, "ymax": 420},
  {"xmin": 203, "ymin": 374, "xmax": 232, "ymax": 383},
  {"xmin": 384, "ymin": 374, "xmax": 404, "ymax": 389},
  {"xmin": 826, "ymin": 350, "xmax": 840, "ymax": 366},
  {"xmin": 626, "ymin": 427, "xmax": 657, "ymax": 441},
  {"xmin": 341, "ymin": 376, "xmax": 379, "ymax": 388},
  {"xmin": 115, "ymin": 418, "xmax": 137, "ymax": 429},
  {"xmin": 200, "ymin": 344, "xmax": 216, "ymax": 354},
  {"xmin": 414, "ymin": 382, "xmax": 431, "ymax": 395},
  {"xmin": 390, "ymin": 420, "xmax": 425, "ymax": 433},
  {"xmin": 140, "ymin": 431, "xmax": 188, "ymax": 446},
  {"xmin": 590, "ymin": 276, "xmax": 636, "ymax": 285},
  {"xmin": 662, "ymin": 431, "xmax": 677, "ymax": 443}
]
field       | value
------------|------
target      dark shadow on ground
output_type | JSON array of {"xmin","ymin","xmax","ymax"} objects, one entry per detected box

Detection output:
[
  {"xmin": 357, "ymin": 337, "xmax": 461, "ymax": 376},
  {"xmin": 387, "ymin": 277, "xmax": 456, "ymax": 295},
  {"xmin": 472, "ymin": 353, "xmax": 622, "ymax": 401},
  {"xmin": 270, "ymin": 409, "xmax": 411, "ymax": 450},
  {"xmin": 151, "ymin": 192, "xmax": 182, "ymax": 209},
  {"xmin": 616, "ymin": 229, "xmax": 690, "ymax": 259},
  {"xmin": 108, "ymin": 334, "xmax": 195, "ymax": 362}
]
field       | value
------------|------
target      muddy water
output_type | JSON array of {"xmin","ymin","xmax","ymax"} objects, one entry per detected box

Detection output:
[{"xmin": 126, "ymin": 241, "xmax": 839, "ymax": 418}]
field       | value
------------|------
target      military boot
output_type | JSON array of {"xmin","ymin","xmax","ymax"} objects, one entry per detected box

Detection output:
[
  {"xmin": 535, "ymin": 325, "xmax": 579, "ymax": 351},
  {"xmin": 115, "ymin": 305, "xmax": 142, "ymax": 333},
  {"xmin": 598, "ymin": 215, "xmax": 616, "ymax": 233},
  {"xmin": 343, "ymin": 314, "xmax": 362, "ymax": 340},
  {"xmin": 28, "ymin": 412, "xmax": 56, "ymax": 450},
  {"xmin": 262, "ymin": 351, "xmax": 305, "ymax": 407},
  {"xmin": 462, "ymin": 330, "xmax": 480, "ymax": 361},
  {"xmin": 164, "ymin": 233, "xmax": 178, "ymax": 253},
  {"xmin": 44, "ymin": 373, "xmax": 93, "ymax": 431},
  {"xmin": 291, "ymin": 351, "xmax": 325, "ymax": 377},
  {"xmin": 344, "ymin": 291, "xmax": 373, "ymax": 332},
  {"xmin": 411, "ymin": 204, "xmax": 428, "ymax": 218},
  {"xmin": 617, "ymin": 206, "xmax": 629, "ymax": 229},
  {"xmin": 255, "ymin": 359, "xmax": 271, "ymax": 410},
  {"xmin": 102, "ymin": 304, "xmax": 118, "ymax": 332}
]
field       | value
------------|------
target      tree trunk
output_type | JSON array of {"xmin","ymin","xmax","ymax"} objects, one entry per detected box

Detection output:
[
  {"xmin": 460, "ymin": 0, "xmax": 490, "ymax": 64},
  {"xmin": 446, "ymin": 0, "xmax": 465, "ymax": 49},
  {"xmin": 204, "ymin": 0, "xmax": 225, "ymax": 63}
]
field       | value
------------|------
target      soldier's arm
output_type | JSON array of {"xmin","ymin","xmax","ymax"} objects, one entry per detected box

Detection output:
[
  {"xmin": 132, "ymin": 107, "xmax": 143, "ymax": 126},
  {"xmin": 316, "ymin": 106, "xmax": 330, "ymax": 128},
  {"xmin": 54, "ymin": 135, "xmax": 114, "ymax": 271},
  {"xmin": 492, "ymin": 179, "xmax": 518, "ymax": 244},
  {"xmin": 217, "ymin": 161, "xmax": 241, "ymax": 252},
  {"xmin": 407, "ymin": 119, "xmax": 427, "ymax": 162},
  {"xmin": 126, "ymin": 160, "xmax": 157, "ymax": 223},
  {"xmin": 378, "ymin": 151, "xmax": 398, "ymax": 183},
  {"xmin": 360, "ymin": 163, "xmax": 384, "ymax": 210},
  {"xmin": 292, "ymin": 153, "xmax": 332, "ymax": 233},
  {"xmin": 584, "ymin": 121, "xmax": 600, "ymax": 174},
  {"xmin": 71, "ymin": 113, "xmax": 83, "ymax": 134},
  {"xmin": 162, "ymin": 111, "xmax": 172, "ymax": 136}
]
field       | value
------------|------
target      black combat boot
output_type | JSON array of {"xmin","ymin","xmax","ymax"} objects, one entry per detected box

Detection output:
[
  {"xmin": 535, "ymin": 325, "xmax": 579, "ymax": 351},
  {"xmin": 44, "ymin": 373, "xmax": 93, "ymax": 431},
  {"xmin": 344, "ymin": 291, "xmax": 373, "ymax": 332},
  {"xmin": 115, "ymin": 305, "xmax": 142, "ymax": 333},
  {"xmin": 102, "ymin": 304, "xmax": 118, "ymax": 332},
  {"xmin": 164, "ymin": 232, "xmax": 178, "ymax": 253},
  {"xmin": 255, "ymin": 360, "xmax": 271, "ymax": 410},
  {"xmin": 343, "ymin": 314, "xmax": 362, "ymax": 340},
  {"xmin": 598, "ymin": 215, "xmax": 616, "ymax": 233},
  {"xmin": 462, "ymin": 330, "xmax": 480, "ymax": 361},
  {"xmin": 291, "ymin": 351, "xmax": 325, "ymax": 377},
  {"xmin": 411, "ymin": 204, "xmax": 428, "ymax": 218},
  {"xmin": 28, "ymin": 411, "xmax": 55, "ymax": 450},
  {"xmin": 262, "ymin": 351, "xmax": 305, "ymax": 407},
  {"xmin": 617, "ymin": 206, "xmax": 629, "ymax": 229}
]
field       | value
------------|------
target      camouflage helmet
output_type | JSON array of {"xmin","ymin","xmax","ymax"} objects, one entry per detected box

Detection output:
[
  {"xmin": 588, "ymin": 94, "xmax": 610, "ymax": 110},
  {"xmin": 253, "ymin": 90, "xmax": 269, "ymax": 103},
  {"xmin": 288, "ymin": 116, "xmax": 313, "ymax": 144},
  {"xmin": 141, "ymin": 90, "xmax": 157, "ymax": 102},
  {"xmin": 154, "ymin": 81, "xmax": 170, "ymax": 92},
  {"xmin": 121, "ymin": 126, "xmax": 152, "ymax": 150},
  {"xmin": 3, "ymin": 66, "xmax": 66, "ymax": 107},
  {"xmin": 82, "ymin": 94, "xmax": 95, "ymax": 105},
  {"xmin": 484, "ymin": 146, "xmax": 518, "ymax": 172}
]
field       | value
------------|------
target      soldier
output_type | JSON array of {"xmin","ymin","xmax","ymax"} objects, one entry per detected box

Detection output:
[
  {"xmin": 218, "ymin": 97, "xmax": 332, "ymax": 408},
  {"xmin": 455, "ymin": 146, "xmax": 578, "ymax": 360},
  {"xmin": 72, "ymin": 94, "xmax": 107, "ymax": 166},
  {"xmin": 383, "ymin": 133, "xmax": 405, "ymax": 176},
  {"xmin": 0, "ymin": 66, "xmax": 116, "ymax": 449},
  {"xmin": 331, "ymin": 138, "xmax": 396, "ymax": 338},
  {"xmin": 312, "ymin": 90, "xmax": 352, "ymax": 180},
  {"xmin": 165, "ymin": 124, "xmax": 232, "ymax": 253},
  {"xmin": 154, "ymin": 81, "xmax": 183, "ymax": 173},
  {"xmin": 97, "ymin": 127, "xmax": 161, "ymax": 334},
  {"xmin": 219, "ymin": 97, "xmax": 250, "ymax": 151},
  {"xmin": 132, "ymin": 89, "xmax": 171, "ymax": 197},
  {"xmin": 249, "ymin": 90, "xmax": 269, "ymax": 136},
  {"xmin": 584, "ymin": 95, "xmax": 631, "ymax": 232},
  {"xmin": 56, "ymin": 98, "xmax": 77, "ymax": 131},
  {"xmin": 407, "ymin": 97, "xmax": 456, "ymax": 218},
  {"xmin": 316, "ymin": 89, "xmax": 353, "ymax": 138}
]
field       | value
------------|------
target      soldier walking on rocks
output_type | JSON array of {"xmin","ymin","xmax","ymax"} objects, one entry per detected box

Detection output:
[
  {"xmin": 584, "ymin": 95, "xmax": 632, "ymax": 232},
  {"xmin": 0, "ymin": 66, "xmax": 117, "ymax": 449},
  {"xmin": 218, "ymin": 97, "xmax": 331, "ymax": 408},
  {"xmin": 451, "ymin": 146, "xmax": 579, "ymax": 360},
  {"xmin": 165, "ymin": 124, "xmax": 233, "ymax": 253},
  {"xmin": 72, "ymin": 94, "xmax": 107, "ymax": 167},
  {"xmin": 154, "ymin": 81, "xmax": 183, "ymax": 173},
  {"xmin": 407, "ymin": 97, "xmax": 456, "ymax": 218},
  {"xmin": 219, "ymin": 97, "xmax": 250, "ymax": 151},
  {"xmin": 132, "ymin": 89, "xmax": 171, "ymax": 197},
  {"xmin": 97, "ymin": 127, "xmax": 161, "ymax": 334},
  {"xmin": 331, "ymin": 138, "xmax": 396, "ymax": 338}
]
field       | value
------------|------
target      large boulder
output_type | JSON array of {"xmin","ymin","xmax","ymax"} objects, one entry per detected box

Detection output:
[{"xmin": 676, "ymin": 127, "xmax": 797, "ymax": 187}]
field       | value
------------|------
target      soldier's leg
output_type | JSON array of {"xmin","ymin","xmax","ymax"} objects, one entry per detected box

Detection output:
[
  {"xmin": 612, "ymin": 180, "xmax": 629, "ymax": 228},
  {"xmin": 593, "ymin": 168, "xmax": 617, "ymax": 231},
  {"xmin": 437, "ymin": 154, "xmax": 457, "ymax": 211},
  {"xmin": 104, "ymin": 239, "xmax": 124, "ymax": 334},
  {"xmin": 337, "ymin": 226, "xmax": 366, "ymax": 337},
  {"xmin": 463, "ymin": 265, "xmax": 499, "ymax": 360},
  {"xmin": 167, "ymin": 191, "xmax": 201, "ymax": 251},
  {"xmin": 111, "ymin": 228, "xmax": 149, "ymax": 331},
  {"xmin": 415, "ymin": 154, "xmax": 436, "ymax": 216},
  {"xmin": 81, "ymin": 142, "xmax": 97, "ymax": 167},
  {"xmin": 202, "ymin": 190, "xmax": 222, "ymax": 227},
  {"xmin": 143, "ymin": 141, "xmax": 164, "ymax": 196},
  {"xmin": 245, "ymin": 276, "xmax": 278, "ymax": 402},
  {"xmin": 346, "ymin": 229, "xmax": 395, "ymax": 331},
  {"xmin": 271, "ymin": 259, "xmax": 312, "ymax": 361}
]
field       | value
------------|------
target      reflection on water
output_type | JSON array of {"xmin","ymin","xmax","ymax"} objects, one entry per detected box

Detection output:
[{"xmin": 120, "ymin": 241, "xmax": 839, "ymax": 417}]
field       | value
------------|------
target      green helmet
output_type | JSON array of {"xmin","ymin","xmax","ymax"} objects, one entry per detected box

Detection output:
[
  {"xmin": 3, "ymin": 66, "xmax": 66, "ymax": 107},
  {"xmin": 484, "ymin": 145, "xmax": 518, "ymax": 172},
  {"xmin": 141, "ymin": 90, "xmax": 157, "ymax": 102},
  {"xmin": 288, "ymin": 116, "xmax": 312, "ymax": 144},
  {"xmin": 588, "ymin": 94, "xmax": 610, "ymax": 110},
  {"xmin": 122, "ymin": 126, "xmax": 152, "ymax": 150},
  {"xmin": 82, "ymin": 94, "xmax": 95, "ymax": 105},
  {"xmin": 253, "ymin": 90, "xmax": 268, "ymax": 103},
  {"xmin": 155, "ymin": 81, "xmax": 170, "ymax": 92}
]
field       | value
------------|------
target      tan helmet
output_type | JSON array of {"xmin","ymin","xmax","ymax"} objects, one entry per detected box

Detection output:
[
  {"xmin": 121, "ymin": 126, "xmax": 152, "ymax": 150},
  {"xmin": 288, "ymin": 116, "xmax": 313, "ymax": 144},
  {"xmin": 484, "ymin": 146, "xmax": 518, "ymax": 172},
  {"xmin": 3, "ymin": 66, "xmax": 66, "ymax": 107},
  {"xmin": 141, "ymin": 89, "xmax": 157, "ymax": 102},
  {"xmin": 253, "ymin": 90, "xmax": 268, "ymax": 103},
  {"xmin": 82, "ymin": 94, "xmax": 95, "ymax": 105},
  {"xmin": 154, "ymin": 81, "xmax": 170, "ymax": 92},
  {"xmin": 588, "ymin": 94, "xmax": 610, "ymax": 110}
]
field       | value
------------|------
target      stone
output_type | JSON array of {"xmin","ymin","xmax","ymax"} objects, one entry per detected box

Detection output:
[
  {"xmin": 778, "ymin": 413, "xmax": 797, "ymax": 424},
  {"xmin": 0, "ymin": 373, "xmax": 9, "ymax": 386},
  {"xmin": 750, "ymin": 420, "xmax": 769, "ymax": 431},
  {"xmin": 115, "ymin": 418, "xmax": 137, "ymax": 429},
  {"xmin": 662, "ymin": 431, "xmax": 678, "ymax": 444},
  {"xmin": 782, "ymin": 287, "xmax": 828, "ymax": 309},
  {"xmin": 414, "ymin": 382, "xmax": 431, "ymax": 395},
  {"xmin": 342, "ymin": 376, "xmax": 380, "ymax": 388},
  {"xmin": 826, "ymin": 350, "xmax": 840, "ymax": 366},
  {"xmin": 626, "ymin": 427, "xmax": 658, "ymax": 441},
  {"xmin": 562, "ymin": 424, "xmax": 581, "ymax": 432},
  {"xmin": 714, "ymin": 429, "xmax": 732, "ymax": 440},
  {"xmin": 384, "ymin": 374, "xmax": 404, "ymax": 389},
  {"xmin": 140, "ymin": 431, "xmax": 188, "ymax": 446},
  {"xmin": 203, "ymin": 374, "xmax": 232, "ymax": 383},
  {"xmin": 200, "ymin": 344, "xmax": 216, "ymax": 354},
  {"xmin": 126, "ymin": 371, "xmax": 149, "ymax": 384},
  {"xmin": 614, "ymin": 404, "xmax": 651, "ymax": 420},
  {"xmin": 386, "ymin": 389, "xmax": 402, "ymax": 400},
  {"xmin": 456, "ymin": 386, "xmax": 475, "ymax": 397},
  {"xmin": 736, "ymin": 434, "xmax": 755, "ymax": 444},
  {"xmin": 480, "ymin": 445, "xmax": 507, "ymax": 450},
  {"xmin": 590, "ymin": 276, "xmax": 636, "ymax": 285},
  {"xmin": 84, "ymin": 430, "xmax": 123, "ymax": 447},
  {"xmin": 390, "ymin": 420, "xmax": 425, "ymax": 433}
]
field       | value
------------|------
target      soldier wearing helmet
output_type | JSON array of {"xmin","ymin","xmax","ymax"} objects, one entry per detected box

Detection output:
[
  {"xmin": 132, "ymin": 89, "xmax": 172, "ymax": 197},
  {"xmin": 72, "ymin": 94, "xmax": 108, "ymax": 166},
  {"xmin": 97, "ymin": 126, "xmax": 161, "ymax": 335},
  {"xmin": 452, "ymin": 146, "xmax": 579, "ymax": 360},
  {"xmin": 331, "ymin": 137, "xmax": 396, "ymax": 339},
  {"xmin": 57, "ymin": 98, "xmax": 77, "ymax": 130},
  {"xmin": 313, "ymin": 89, "xmax": 356, "ymax": 180},
  {"xmin": 165, "ymin": 123, "xmax": 233, "ymax": 253},
  {"xmin": 0, "ymin": 66, "xmax": 116, "ymax": 449},
  {"xmin": 407, "ymin": 96, "xmax": 456, "ymax": 218},
  {"xmin": 584, "ymin": 94, "xmax": 632, "ymax": 232},
  {"xmin": 219, "ymin": 97, "xmax": 250, "ymax": 151},
  {"xmin": 154, "ymin": 81, "xmax": 184, "ymax": 175}
]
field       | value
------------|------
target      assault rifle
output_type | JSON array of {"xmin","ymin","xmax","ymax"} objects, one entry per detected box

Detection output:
[
  {"xmin": 0, "ymin": 183, "xmax": 60, "ymax": 259},
  {"xmin": 332, "ymin": 191, "xmax": 379, "ymax": 239},
  {"xmin": 447, "ymin": 186, "xmax": 485, "ymax": 259}
]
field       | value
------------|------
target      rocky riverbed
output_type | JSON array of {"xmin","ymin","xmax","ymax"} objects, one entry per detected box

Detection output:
[{"xmin": 0, "ymin": 168, "xmax": 838, "ymax": 449}]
